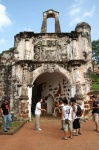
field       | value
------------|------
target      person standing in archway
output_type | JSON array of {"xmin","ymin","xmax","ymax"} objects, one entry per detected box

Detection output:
[{"xmin": 34, "ymin": 98, "xmax": 46, "ymax": 131}]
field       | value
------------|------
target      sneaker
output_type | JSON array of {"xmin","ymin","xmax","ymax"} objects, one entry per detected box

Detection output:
[
  {"xmin": 4, "ymin": 130, "xmax": 8, "ymax": 132},
  {"xmin": 7, "ymin": 127, "xmax": 10, "ymax": 130},
  {"xmin": 38, "ymin": 128, "xmax": 42, "ymax": 131}
]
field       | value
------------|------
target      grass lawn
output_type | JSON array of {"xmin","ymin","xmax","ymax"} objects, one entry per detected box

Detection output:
[
  {"xmin": 91, "ymin": 74, "xmax": 99, "ymax": 91},
  {"xmin": 0, "ymin": 121, "xmax": 25, "ymax": 135}
]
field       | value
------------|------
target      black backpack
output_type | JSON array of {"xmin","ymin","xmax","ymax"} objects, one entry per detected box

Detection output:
[{"xmin": 76, "ymin": 104, "xmax": 83, "ymax": 117}]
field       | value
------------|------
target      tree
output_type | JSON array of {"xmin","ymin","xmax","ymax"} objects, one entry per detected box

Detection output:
[{"xmin": 92, "ymin": 39, "xmax": 99, "ymax": 64}]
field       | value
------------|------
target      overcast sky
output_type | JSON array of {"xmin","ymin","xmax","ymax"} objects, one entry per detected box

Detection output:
[{"xmin": 0, "ymin": 0, "xmax": 99, "ymax": 53}]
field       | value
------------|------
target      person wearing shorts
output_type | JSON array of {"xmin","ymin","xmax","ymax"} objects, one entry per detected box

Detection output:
[
  {"xmin": 91, "ymin": 95, "xmax": 99, "ymax": 133},
  {"xmin": 70, "ymin": 97, "xmax": 82, "ymax": 136},
  {"xmin": 61, "ymin": 99, "xmax": 73, "ymax": 140}
]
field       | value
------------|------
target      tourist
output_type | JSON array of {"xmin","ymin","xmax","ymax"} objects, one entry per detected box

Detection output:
[
  {"xmin": 0, "ymin": 98, "xmax": 12, "ymax": 132},
  {"xmin": 59, "ymin": 98, "xmax": 64, "ymax": 130},
  {"xmin": 34, "ymin": 98, "xmax": 46, "ymax": 131},
  {"xmin": 97, "ymin": 94, "xmax": 99, "ymax": 101},
  {"xmin": 61, "ymin": 99, "xmax": 73, "ymax": 140},
  {"xmin": 91, "ymin": 95, "xmax": 99, "ymax": 133},
  {"xmin": 70, "ymin": 97, "xmax": 82, "ymax": 136}
]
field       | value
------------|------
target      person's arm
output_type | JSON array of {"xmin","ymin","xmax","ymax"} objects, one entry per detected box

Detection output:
[
  {"xmin": 62, "ymin": 107, "xmax": 65, "ymax": 119},
  {"xmin": 0, "ymin": 107, "xmax": 4, "ymax": 117},
  {"xmin": 71, "ymin": 108, "xmax": 74, "ymax": 121},
  {"xmin": 91, "ymin": 102, "xmax": 99, "ymax": 109},
  {"xmin": 97, "ymin": 104, "xmax": 99, "ymax": 108},
  {"xmin": 37, "ymin": 106, "xmax": 46, "ymax": 111}
]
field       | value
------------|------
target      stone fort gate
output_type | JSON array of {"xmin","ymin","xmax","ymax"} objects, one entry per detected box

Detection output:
[{"xmin": 0, "ymin": 10, "xmax": 92, "ymax": 120}]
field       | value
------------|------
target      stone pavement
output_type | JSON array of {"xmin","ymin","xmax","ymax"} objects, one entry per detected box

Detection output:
[{"xmin": 0, "ymin": 117, "xmax": 99, "ymax": 150}]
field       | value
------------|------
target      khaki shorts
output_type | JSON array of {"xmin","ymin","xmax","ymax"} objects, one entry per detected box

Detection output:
[
  {"xmin": 92, "ymin": 113, "xmax": 99, "ymax": 123},
  {"xmin": 63, "ymin": 120, "xmax": 73, "ymax": 131}
]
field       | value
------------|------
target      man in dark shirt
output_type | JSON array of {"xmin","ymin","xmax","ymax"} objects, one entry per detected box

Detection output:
[
  {"xmin": 0, "ymin": 98, "xmax": 12, "ymax": 132},
  {"xmin": 91, "ymin": 95, "xmax": 99, "ymax": 133}
]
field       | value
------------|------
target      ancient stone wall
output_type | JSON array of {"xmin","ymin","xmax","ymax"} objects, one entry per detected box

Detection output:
[{"xmin": 0, "ymin": 10, "xmax": 92, "ymax": 120}]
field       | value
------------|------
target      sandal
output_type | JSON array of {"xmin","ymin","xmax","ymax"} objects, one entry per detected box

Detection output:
[
  {"xmin": 61, "ymin": 137, "xmax": 68, "ymax": 140},
  {"xmin": 78, "ymin": 132, "xmax": 82, "ymax": 135},
  {"xmin": 73, "ymin": 134, "xmax": 79, "ymax": 136},
  {"xmin": 69, "ymin": 136, "xmax": 73, "ymax": 139},
  {"xmin": 96, "ymin": 130, "xmax": 99, "ymax": 133}
]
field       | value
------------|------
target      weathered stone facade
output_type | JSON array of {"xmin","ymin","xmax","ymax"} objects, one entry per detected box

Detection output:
[{"xmin": 0, "ymin": 10, "xmax": 92, "ymax": 120}]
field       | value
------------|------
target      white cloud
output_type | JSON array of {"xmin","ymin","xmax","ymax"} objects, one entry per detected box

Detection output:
[
  {"xmin": 70, "ymin": 17, "xmax": 82, "ymax": 26},
  {"xmin": 24, "ymin": 27, "xmax": 33, "ymax": 31},
  {"xmin": 0, "ymin": 38, "xmax": 6, "ymax": 45},
  {"xmin": 83, "ymin": 6, "xmax": 95, "ymax": 17},
  {"xmin": 74, "ymin": 0, "xmax": 84, "ymax": 4},
  {"xmin": 69, "ymin": 8, "xmax": 81, "ymax": 16},
  {"xmin": 0, "ymin": 4, "xmax": 12, "ymax": 30},
  {"xmin": 69, "ymin": 0, "xmax": 96, "ymax": 27}
]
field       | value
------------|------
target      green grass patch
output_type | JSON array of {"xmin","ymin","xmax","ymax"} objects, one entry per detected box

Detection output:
[
  {"xmin": 92, "ymin": 74, "xmax": 99, "ymax": 91},
  {"xmin": 0, "ymin": 121, "xmax": 25, "ymax": 135}
]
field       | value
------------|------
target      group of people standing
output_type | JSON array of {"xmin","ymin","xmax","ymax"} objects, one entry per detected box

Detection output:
[
  {"xmin": 0, "ymin": 95, "xmax": 99, "ymax": 136},
  {"xmin": 58, "ymin": 97, "xmax": 82, "ymax": 140},
  {"xmin": 34, "ymin": 95, "xmax": 99, "ymax": 141},
  {"xmin": 34, "ymin": 97, "xmax": 82, "ymax": 137}
]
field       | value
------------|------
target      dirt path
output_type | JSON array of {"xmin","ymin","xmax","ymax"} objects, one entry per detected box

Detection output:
[{"xmin": 0, "ymin": 117, "xmax": 99, "ymax": 150}]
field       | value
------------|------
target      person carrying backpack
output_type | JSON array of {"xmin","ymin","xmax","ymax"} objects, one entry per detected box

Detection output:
[
  {"xmin": 61, "ymin": 99, "xmax": 73, "ymax": 140},
  {"xmin": 70, "ymin": 97, "xmax": 82, "ymax": 136}
]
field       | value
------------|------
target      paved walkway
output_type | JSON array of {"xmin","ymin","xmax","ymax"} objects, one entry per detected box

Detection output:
[{"xmin": 0, "ymin": 117, "xmax": 99, "ymax": 150}]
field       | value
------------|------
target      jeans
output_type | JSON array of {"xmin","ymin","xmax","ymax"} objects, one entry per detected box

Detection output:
[{"xmin": 2, "ymin": 114, "xmax": 12, "ymax": 131}]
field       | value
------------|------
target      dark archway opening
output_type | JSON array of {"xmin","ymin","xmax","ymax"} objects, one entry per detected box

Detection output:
[{"xmin": 31, "ymin": 72, "xmax": 71, "ymax": 115}]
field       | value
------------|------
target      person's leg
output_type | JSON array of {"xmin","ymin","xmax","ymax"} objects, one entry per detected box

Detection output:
[
  {"xmin": 61, "ymin": 120, "xmax": 64, "ymax": 130},
  {"xmin": 63, "ymin": 125, "xmax": 68, "ymax": 139},
  {"xmin": 6, "ymin": 114, "xmax": 12, "ymax": 129},
  {"xmin": 69, "ymin": 120, "xmax": 73, "ymax": 138},
  {"xmin": 61, "ymin": 121, "xmax": 68, "ymax": 139},
  {"xmin": 94, "ymin": 113, "xmax": 99, "ymax": 132},
  {"xmin": 73, "ymin": 119, "xmax": 78, "ymax": 135},
  {"xmin": 2, "ymin": 115, "xmax": 7, "ymax": 131},
  {"xmin": 78, "ymin": 118, "xmax": 82, "ymax": 134},
  {"xmin": 35, "ymin": 115, "xmax": 40, "ymax": 130}
]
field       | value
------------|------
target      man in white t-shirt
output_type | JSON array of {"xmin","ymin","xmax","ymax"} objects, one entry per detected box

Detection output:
[
  {"xmin": 34, "ymin": 99, "xmax": 46, "ymax": 131},
  {"xmin": 61, "ymin": 99, "xmax": 73, "ymax": 140}
]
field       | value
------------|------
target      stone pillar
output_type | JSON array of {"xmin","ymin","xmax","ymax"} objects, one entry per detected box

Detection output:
[
  {"xmin": 55, "ymin": 14, "xmax": 61, "ymax": 33},
  {"xmin": 28, "ymin": 86, "xmax": 32, "ymax": 121},
  {"xmin": 18, "ymin": 84, "xmax": 29, "ymax": 121},
  {"xmin": 71, "ymin": 85, "xmax": 76, "ymax": 97},
  {"xmin": 72, "ymin": 40, "xmax": 78, "ymax": 59},
  {"xmin": 41, "ymin": 14, "xmax": 47, "ymax": 33}
]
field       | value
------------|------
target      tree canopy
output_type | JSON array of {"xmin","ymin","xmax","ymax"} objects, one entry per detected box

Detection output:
[{"xmin": 92, "ymin": 39, "xmax": 99, "ymax": 64}]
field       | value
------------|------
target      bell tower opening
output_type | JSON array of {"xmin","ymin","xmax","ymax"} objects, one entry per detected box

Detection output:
[
  {"xmin": 47, "ymin": 18, "xmax": 55, "ymax": 33},
  {"xmin": 41, "ymin": 9, "xmax": 61, "ymax": 33}
]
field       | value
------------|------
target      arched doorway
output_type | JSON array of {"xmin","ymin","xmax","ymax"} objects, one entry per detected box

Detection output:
[{"xmin": 31, "ymin": 72, "xmax": 71, "ymax": 115}]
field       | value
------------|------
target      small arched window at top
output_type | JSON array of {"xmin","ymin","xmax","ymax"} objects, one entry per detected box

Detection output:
[{"xmin": 47, "ymin": 18, "xmax": 55, "ymax": 33}]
